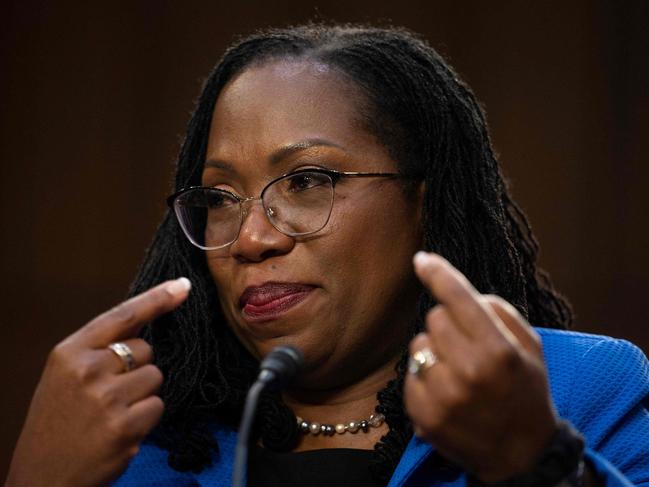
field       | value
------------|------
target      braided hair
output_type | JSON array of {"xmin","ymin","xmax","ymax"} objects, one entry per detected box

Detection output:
[{"xmin": 129, "ymin": 23, "xmax": 573, "ymax": 484}]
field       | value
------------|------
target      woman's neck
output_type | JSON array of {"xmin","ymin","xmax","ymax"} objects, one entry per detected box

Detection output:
[{"xmin": 281, "ymin": 354, "xmax": 399, "ymax": 451}]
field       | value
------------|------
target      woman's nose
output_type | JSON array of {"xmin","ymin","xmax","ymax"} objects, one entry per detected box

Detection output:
[{"xmin": 230, "ymin": 201, "xmax": 295, "ymax": 262}]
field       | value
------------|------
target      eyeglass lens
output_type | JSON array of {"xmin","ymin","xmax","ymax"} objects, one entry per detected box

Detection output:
[{"xmin": 173, "ymin": 171, "xmax": 334, "ymax": 250}]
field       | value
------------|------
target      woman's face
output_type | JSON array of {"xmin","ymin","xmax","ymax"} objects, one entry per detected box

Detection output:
[{"xmin": 203, "ymin": 59, "xmax": 423, "ymax": 388}]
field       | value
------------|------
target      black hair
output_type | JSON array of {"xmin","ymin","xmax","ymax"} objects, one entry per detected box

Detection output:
[{"xmin": 130, "ymin": 23, "xmax": 573, "ymax": 484}]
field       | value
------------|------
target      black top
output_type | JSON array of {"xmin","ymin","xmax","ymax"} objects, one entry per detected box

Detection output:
[{"xmin": 248, "ymin": 445, "xmax": 380, "ymax": 487}]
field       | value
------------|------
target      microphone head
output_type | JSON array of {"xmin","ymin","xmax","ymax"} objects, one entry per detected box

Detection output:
[{"xmin": 258, "ymin": 345, "xmax": 304, "ymax": 390}]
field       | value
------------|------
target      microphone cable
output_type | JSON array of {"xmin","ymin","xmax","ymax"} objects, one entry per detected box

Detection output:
[{"xmin": 231, "ymin": 345, "xmax": 303, "ymax": 487}]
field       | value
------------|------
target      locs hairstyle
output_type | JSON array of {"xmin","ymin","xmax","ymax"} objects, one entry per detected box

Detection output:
[{"xmin": 129, "ymin": 23, "xmax": 572, "ymax": 483}]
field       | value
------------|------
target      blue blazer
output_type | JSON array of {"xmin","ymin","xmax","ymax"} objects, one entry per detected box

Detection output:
[{"xmin": 113, "ymin": 329, "xmax": 649, "ymax": 486}]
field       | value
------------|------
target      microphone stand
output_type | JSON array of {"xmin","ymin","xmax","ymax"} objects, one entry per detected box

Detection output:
[
  {"xmin": 231, "ymin": 346, "xmax": 303, "ymax": 487},
  {"xmin": 232, "ymin": 377, "xmax": 268, "ymax": 487}
]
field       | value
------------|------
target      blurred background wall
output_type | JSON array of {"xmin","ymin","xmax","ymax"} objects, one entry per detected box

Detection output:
[{"xmin": 1, "ymin": 0, "xmax": 647, "ymax": 477}]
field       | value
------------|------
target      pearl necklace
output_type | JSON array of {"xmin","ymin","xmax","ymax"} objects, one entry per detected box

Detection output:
[{"xmin": 296, "ymin": 412, "xmax": 386, "ymax": 436}]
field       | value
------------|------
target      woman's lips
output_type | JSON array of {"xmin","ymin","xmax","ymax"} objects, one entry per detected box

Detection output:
[{"xmin": 239, "ymin": 282, "xmax": 315, "ymax": 322}]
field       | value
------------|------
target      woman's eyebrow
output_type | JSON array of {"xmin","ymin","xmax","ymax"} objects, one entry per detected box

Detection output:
[
  {"xmin": 203, "ymin": 138, "xmax": 345, "ymax": 173},
  {"xmin": 204, "ymin": 159, "xmax": 236, "ymax": 173},
  {"xmin": 268, "ymin": 138, "xmax": 346, "ymax": 165}
]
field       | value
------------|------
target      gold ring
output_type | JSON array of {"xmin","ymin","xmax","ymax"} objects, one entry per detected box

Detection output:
[
  {"xmin": 107, "ymin": 342, "xmax": 136, "ymax": 373},
  {"xmin": 408, "ymin": 347, "xmax": 438, "ymax": 376}
]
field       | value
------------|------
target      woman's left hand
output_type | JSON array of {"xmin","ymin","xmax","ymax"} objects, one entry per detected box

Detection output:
[{"xmin": 404, "ymin": 252, "xmax": 558, "ymax": 483}]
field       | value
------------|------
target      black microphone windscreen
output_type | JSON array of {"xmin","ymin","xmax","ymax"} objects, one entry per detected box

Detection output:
[{"xmin": 258, "ymin": 345, "xmax": 304, "ymax": 389}]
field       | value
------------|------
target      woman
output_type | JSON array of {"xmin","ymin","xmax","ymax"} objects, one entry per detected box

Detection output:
[{"xmin": 7, "ymin": 24, "xmax": 649, "ymax": 486}]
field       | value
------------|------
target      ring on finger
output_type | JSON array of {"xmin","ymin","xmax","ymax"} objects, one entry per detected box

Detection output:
[
  {"xmin": 408, "ymin": 347, "xmax": 438, "ymax": 377},
  {"xmin": 107, "ymin": 342, "xmax": 137, "ymax": 373}
]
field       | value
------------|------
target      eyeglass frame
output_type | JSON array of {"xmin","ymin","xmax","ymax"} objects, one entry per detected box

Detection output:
[{"xmin": 167, "ymin": 167, "xmax": 408, "ymax": 250}]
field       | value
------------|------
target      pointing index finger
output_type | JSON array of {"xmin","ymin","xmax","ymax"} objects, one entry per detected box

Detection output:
[
  {"xmin": 78, "ymin": 277, "xmax": 192, "ymax": 347},
  {"xmin": 413, "ymin": 252, "xmax": 495, "ymax": 339}
]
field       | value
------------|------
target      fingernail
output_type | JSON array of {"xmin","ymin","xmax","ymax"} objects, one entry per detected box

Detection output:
[
  {"xmin": 413, "ymin": 251, "xmax": 432, "ymax": 267},
  {"xmin": 168, "ymin": 277, "xmax": 192, "ymax": 296}
]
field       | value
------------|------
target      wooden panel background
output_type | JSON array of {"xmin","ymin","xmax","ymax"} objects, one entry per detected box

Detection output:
[{"xmin": 1, "ymin": 1, "xmax": 647, "ymax": 478}]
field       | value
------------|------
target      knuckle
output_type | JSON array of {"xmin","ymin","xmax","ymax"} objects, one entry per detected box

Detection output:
[
  {"xmin": 143, "ymin": 364, "xmax": 165, "ymax": 387},
  {"xmin": 74, "ymin": 355, "xmax": 102, "ymax": 383},
  {"xmin": 440, "ymin": 384, "xmax": 470, "ymax": 411},
  {"xmin": 48, "ymin": 341, "xmax": 71, "ymax": 366},
  {"xmin": 483, "ymin": 293, "xmax": 505, "ymax": 307},
  {"xmin": 461, "ymin": 353, "xmax": 508, "ymax": 391},
  {"xmin": 152, "ymin": 366, "xmax": 164, "ymax": 384},
  {"xmin": 461, "ymin": 360, "xmax": 484, "ymax": 386},
  {"xmin": 408, "ymin": 333, "xmax": 429, "ymax": 353},
  {"xmin": 461, "ymin": 345, "xmax": 521, "ymax": 391},
  {"xmin": 145, "ymin": 396, "xmax": 165, "ymax": 424},
  {"xmin": 425, "ymin": 306, "xmax": 446, "ymax": 330},
  {"xmin": 105, "ymin": 416, "xmax": 131, "ymax": 444},
  {"xmin": 492, "ymin": 342, "xmax": 521, "ymax": 369},
  {"xmin": 109, "ymin": 302, "xmax": 136, "ymax": 323},
  {"xmin": 487, "ymin": 295, "xmax": 523, "ymax": 321},
  {"xmin": 427, "ymin": 311, "xmax": 452, "ymax": 338},
  {"xmin": 150, "ymin": 286, "xmax": 172, "ymax": 310},
  {"xmin": 529, "ymin": 331, "xmax": 543, "ymax": 352},
  {"xmin": 150, "ymin": 395, "xmax": 165, "ymax": 414},
  {"xmin": 137, "ymin": 340, "xmax": 155, "ymax": 363},
  {"xmin": 93, "ymin": 383, "xmax": 121, "ymax": 409}
]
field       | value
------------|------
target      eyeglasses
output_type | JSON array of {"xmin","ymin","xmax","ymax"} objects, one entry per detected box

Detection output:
[{"xmin": 167, "ymin": 167, "xmax": 400, "ymax": 250}]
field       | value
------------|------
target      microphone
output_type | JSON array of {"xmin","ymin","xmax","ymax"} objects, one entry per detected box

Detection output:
[
  {"xmin": 232, "ymin": 345, "xmax": 304, "ymax": 487},
  {"xmin": 257, "ymin": 345, "xmax": 304, "ymax": 390}
]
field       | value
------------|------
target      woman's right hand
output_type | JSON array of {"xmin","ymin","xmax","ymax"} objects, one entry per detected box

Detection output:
[{"xmin": 5, "ymin": 278, "xmax": 191, "ymax": 487}]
